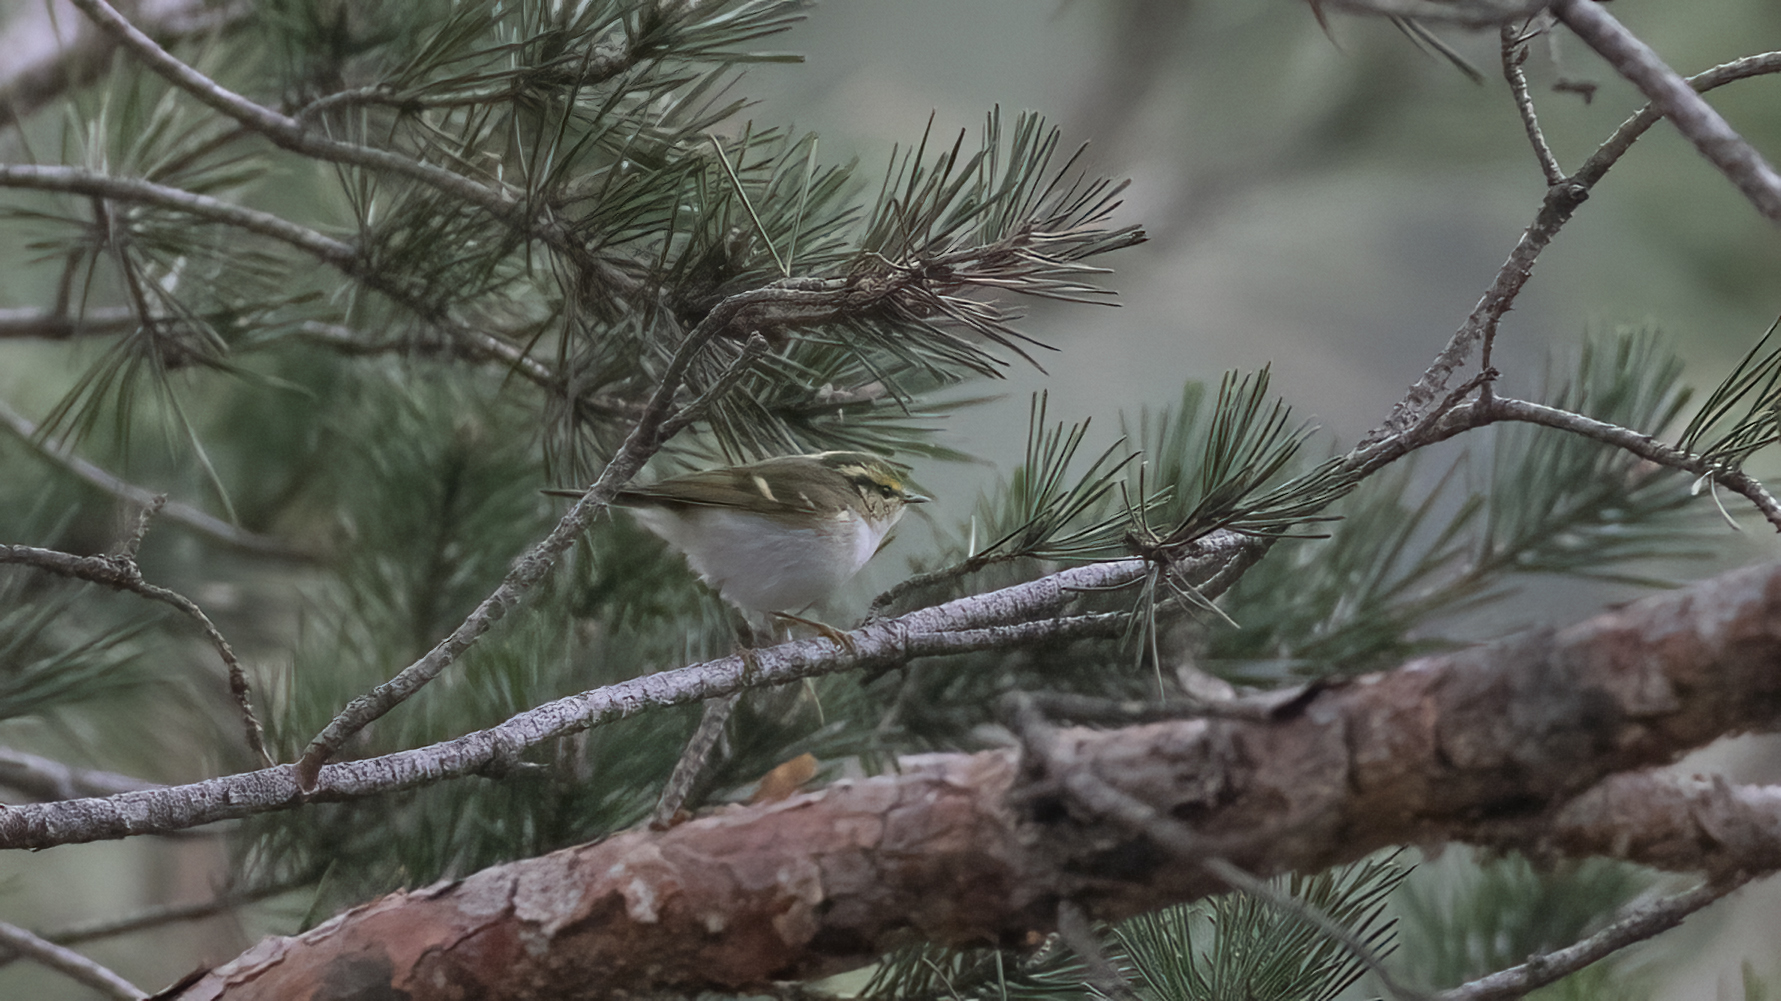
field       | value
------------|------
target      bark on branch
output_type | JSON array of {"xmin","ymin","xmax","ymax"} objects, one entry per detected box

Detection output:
[{"xmin": 161, "ymin": 559, "xmax": 1781, "ymax": 1000}]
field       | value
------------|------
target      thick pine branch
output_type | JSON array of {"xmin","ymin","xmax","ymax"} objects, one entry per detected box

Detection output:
[{"xmin": 148, "ymin": 559, "xmax": 1781, "ymax": 1000}]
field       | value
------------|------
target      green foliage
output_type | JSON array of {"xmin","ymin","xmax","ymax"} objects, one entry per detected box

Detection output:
[
  {"xmin": 0, "ymin": 578, "xmax": 155, "ymax": 722},
  {"xmin": 1680, "ymin": 313, "xmax": 1781, "ymax": 473},
  {"xmin": 859, "ymin": 855, "xmax": 1407, "ymax": 1001},
  {"xmin": 1115, "ymin": 855, "xmax": 1407, "ymax": 1001},
  {"xmin": 1396, "ymin": 851, "xmax": 1655, "ymax": 999},
  {"xmin": 1211, "ymin": 328, "xmax": 1712, "ymax": 681},
  {"xmin": 1125, "ymin": 367, "xmax": 1345, "ymax": 547}
]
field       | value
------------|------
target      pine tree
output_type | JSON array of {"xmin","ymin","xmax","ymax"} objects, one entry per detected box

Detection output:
[{"xmin": 1, "ymin": 1, "xmax": 1781, "ymax": 999}]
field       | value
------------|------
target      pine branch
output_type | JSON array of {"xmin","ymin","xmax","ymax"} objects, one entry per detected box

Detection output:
[{"xmin": 133, "ymin": 559, "xmax": 1781, "ymax": 999}]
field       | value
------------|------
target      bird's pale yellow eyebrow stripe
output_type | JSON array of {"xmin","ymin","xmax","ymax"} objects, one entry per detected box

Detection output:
[{"xmin": 751, "ymin": 474, "xmax": 777, "ymax": 502}]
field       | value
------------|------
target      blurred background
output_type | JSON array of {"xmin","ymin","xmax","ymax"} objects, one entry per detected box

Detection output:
[{"xmin": 2, "ymin": 0, "xmax": 1780, "ymax": 997}]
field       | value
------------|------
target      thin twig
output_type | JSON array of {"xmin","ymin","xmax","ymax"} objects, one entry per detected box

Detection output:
[
  {"xmin": 1472, "ymin": 395, "xmax": 1781, "ymax": 531},
  {"xmin": 1502, "ymin": 22, "xmax": 1564, "ymax": 186},
  {"xmin": 0, "ymin": 921, "xmax": 145, "ymax": 1000},
  {"xmin": 0, "ymin": 164, "xmax": 357, "ymax": 264},
  {"xmin": 1552, "ymin": 0, "xmax": 1781, "ymax": 225},
  {"xmin": 1577, "ymin": 50, "xmax": 1781, "ymax": 189},
  {"xmin": 0, "ymin": 0, "xmax": 249, "ymax": 132},
  {"xmin": 7, "ymin": 879, "xmax": 310, "ymax": 964},
  {"xmin": 1431, "ymin": 875, "xmax": 1756, "ymax": 1001},
  {"xmin": 1057, "ymin": 900, "xmax": 1134, "ymax": 1000},
  {"xmin": 867, "ymin": 551, "xmax": 1022, "ymax": 618},
  {"xmin": 0, "ymin": 305, "xmax": 135, "ymax": 338},
  {"xmin": 0, "ymin": 542, "xmax": 273, "ymax": 766},
  {"xmin": 1374, "ymin": 48, "xmax": 1781, "ymax": 439},
  {"xmin": 0, "ymin": 397, "xmax": 303, "ymax": 558},
  {"xmin": 1320, "ymin": 0, "xmax": 1544, "ymax": 26},
  {"xmin": 651, "ymin": 693, "xmax": 738, "ymax": 828}
]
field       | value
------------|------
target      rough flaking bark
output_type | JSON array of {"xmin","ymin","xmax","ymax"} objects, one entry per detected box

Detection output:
[{"xmin": 161, "ymin": 561, "xmax": 1781, "ymax": 1000}]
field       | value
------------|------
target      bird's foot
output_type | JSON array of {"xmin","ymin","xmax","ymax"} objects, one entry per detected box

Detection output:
[{"xmin": 772, "ymin": 611, "xmax": 857, "ymax": 654}]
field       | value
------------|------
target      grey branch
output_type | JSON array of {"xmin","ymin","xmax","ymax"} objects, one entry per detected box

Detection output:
[
  {"xmin": 1552, "ymin": 0, "xmax": 1781, "ymax": 225},
  {"xmin": 1463, "ymin": 395, "xmax": 1781, "ymax": 531},
  {"xmin": 0, "ymin": 563, "xmax": 1145, "ymax": 847},
  {"xmin": 1502, "ymin": 22, "xmax": 1565, "ymax": 187},
  {"xmin": 1319, "ymin": 0, "xmax": 1544, "ymax": 27},
  {"xmin": 0, "ymin": 305, "xmax": 134, "ymax": 338},
  {"xmin": 0, "ymin": 920, "xmax": 144, "ymax": 1000},
  {"xmin": 0, "ymin": 164, "xmax": 357, "ymax": 264}
]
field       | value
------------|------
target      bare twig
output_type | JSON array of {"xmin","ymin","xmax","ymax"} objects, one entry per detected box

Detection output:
[
  {"xmin": 658, "ymin": 332, "xmax": 774, "ymax": 440},
  {"xmin": 15, "ymin": 877, "xmax": 310, "ymax": 960},
  {"xmin": 1432, "ymin": 875, "xmax": 1756, "ymax": 1001},
  {"xmin": 0, "ymin": 541, "xmax": 272, "ymax": 766},
  {"xmin": 1375, "ymin": 48, "xmax": 1781, "ymax": 440},
  {"xmin": 1057, "ymin": 899, "xmax": 1134, "ymax": 1000},
  {"xmin": 1578, "ymin": 50, "xmax": 1781, "ymax": 188},
  {"xmin": 1502, "ymin": 22, "xmax": 1564, "ymax": 186},
  {"xmin": 1471, "ymin": 395, "xmax": 1781, "ymax": 531},
  {"xmin": 0, "ymin": 164, "xmax": 357, "ymax": 262},
  {"xmin": 1551, "ymin": 0, "xmax": 1781, "ymax": 225},
  {"xmin": 867, "ymin": 551, "xmax": 1023, "ymax": 617},
  {"xmin": 0, "ymin": 920, "xmax": 144, "ymax": 1000}
]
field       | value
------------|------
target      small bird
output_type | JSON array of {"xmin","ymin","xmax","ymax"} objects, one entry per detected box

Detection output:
[
  {"xmin": 552, "ymin": 451, "xmax": 929, "ymax": 619},
  {"xmin": 550, "ymin": 451, "xmax": 925, "ymax": 826}
]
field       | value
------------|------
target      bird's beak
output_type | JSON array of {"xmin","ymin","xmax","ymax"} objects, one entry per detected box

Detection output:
[{"xmin": 904, "ymin": 491, "xmax": 931, "ymax": 504}]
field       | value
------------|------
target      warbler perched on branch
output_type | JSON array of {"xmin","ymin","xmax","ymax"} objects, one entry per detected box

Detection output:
[{"xmin": 549, "ymin": 451, "xmax": 928, "ymax": 621}]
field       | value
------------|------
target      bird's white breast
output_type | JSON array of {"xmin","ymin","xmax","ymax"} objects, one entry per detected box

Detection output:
[{"xmin": 628, "ymin": 504, "xmax": 904, "ymax": 614}]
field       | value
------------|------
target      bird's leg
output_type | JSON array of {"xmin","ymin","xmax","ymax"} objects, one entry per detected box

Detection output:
[{"xmin": 771, "ymin": 610, "xmax": 857, "ymax": 654}]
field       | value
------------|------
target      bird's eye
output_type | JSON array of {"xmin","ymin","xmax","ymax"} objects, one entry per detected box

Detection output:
[{"xmin": 878, "ymin": 482, "xmax": 898, "ymax": 497}]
